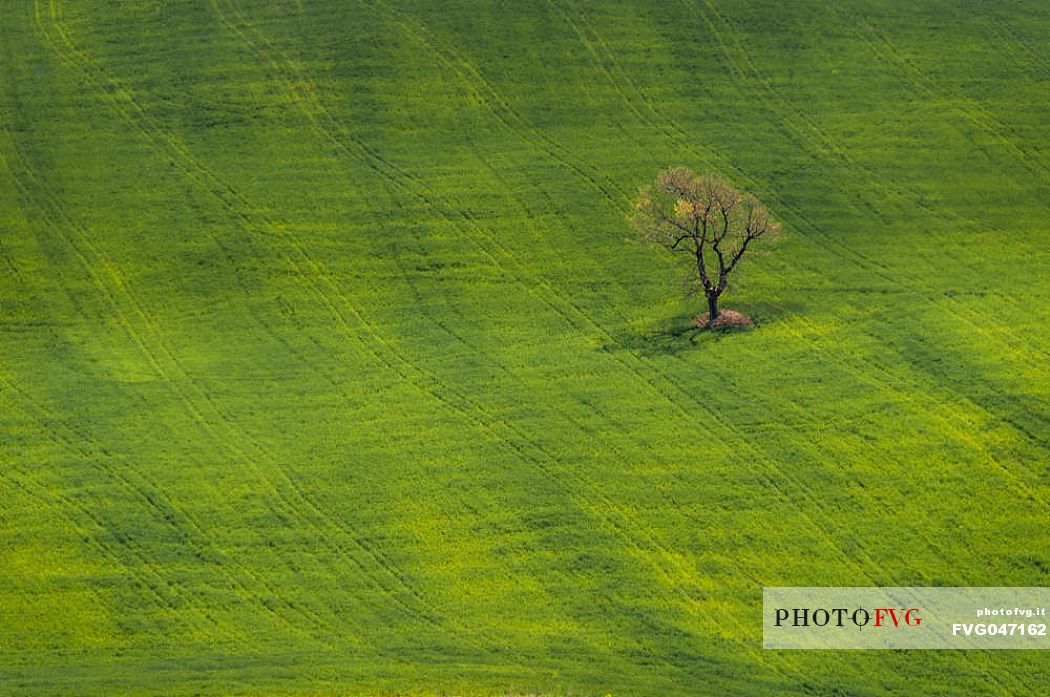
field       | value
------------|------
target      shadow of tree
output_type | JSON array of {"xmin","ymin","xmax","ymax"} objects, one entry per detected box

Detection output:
[
  {"xmin": 600, "ymin": 301, "xmax": 804, "ymax": 356},
  {"xmin": 600, "ymin": 313, "xmax": 750, "ymax": 356}
]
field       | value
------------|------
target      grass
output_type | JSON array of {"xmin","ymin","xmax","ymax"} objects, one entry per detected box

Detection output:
[{"xmin": 1, "ymin": 0, "xmax": 1049, "ymax": 694}]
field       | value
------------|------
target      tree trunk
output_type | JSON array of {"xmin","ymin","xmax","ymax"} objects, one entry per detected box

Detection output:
[{"xmin": 706, "ymin": 291, "xmax": 719, "ymax": 323}]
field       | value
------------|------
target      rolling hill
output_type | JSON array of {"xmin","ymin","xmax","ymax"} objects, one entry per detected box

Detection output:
[{"xmin": 1, "ymin": 0, "xmax": 1049, "ymax": 694}]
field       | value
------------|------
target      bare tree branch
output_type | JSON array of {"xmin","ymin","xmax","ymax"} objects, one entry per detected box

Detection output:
[{"xmin": 631, "ymin": 168, "xmax": 779, "ymax": 324}]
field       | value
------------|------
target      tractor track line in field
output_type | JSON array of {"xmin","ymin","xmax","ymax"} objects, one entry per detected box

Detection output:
[
  {"xmin": 467, "ymin": 127, "xmax": 917, "ymax": 580},
  {"xmin": 33, "ymin": 0, "xmax": 481, "ymax": 643},
  {"xmin": 37, "ymin": 4, "xmax": 1045, "ymax": 684},
  {"xmin": 202, "ymin": 1, "xmax": 1041, "ymax": 638},
  {"xmin": 385, "ymin": 245, "xmax": 769, "ymax": 656},
  {"xmin": 0, "ymin": 415, "xmax": 200, "ymax": 627},
  {"xmin": 218, "ymin": 0, "xmax": 629, "ymax": 224},
  {"xmin": 545, "ymin": 7, "xmax": 1043, "ymax": 688},
  {"xmin": 36, "ymin": 0, "xmax": 457, "ymax": 635},
  {"xmin": 544, "ymin": 0, "xmax": 1047, "ymax": 630},
  {"xmin": 333, "ymin": 3, "xmax": 906, "ymax": 576},
  {"xmin": 7, "ymin": 3, "xmax": 1046, "ymax": 692},
  {"xmin": 0, "ymin": 372, "xmax": 240, "ymax": 638},
  {"xmin": 705, "ymin": 0, "xmax": 1046, "ymax": 307},
  {"xmin": 6, "ymin": 100, "xmax": 409, "ymax": 663},
  {"xmin": 838, "ymin": 6, "xmax": 1049, "ymax": 178},
  {"xmin": 545, "ymin": 0, "xmax": 651, "ymax": 127},
  {"xmin": 33, "ymin": 0, "xmax": 548, "ymax": 655},
  {"xmin": 0, "ymin": 145, "xmax": 355, "ymax": 643},
  {"xmin": 519, "ymin": 1, "xmax": 940, "ymax": 576},
  {"xmin": 0, "ymin": 457, "xmax": 203, "ymax": 638},
  {"xmin": 559, "ymin": 0, "xmax": 1048, "ymax": 561},
  {"xmin": 681, "ymin": 0, "xmax": 1049, "ymax": 383},
  {"xmin": 211, "ymin": 0, "xmax": 925, "ymax": 646},
  {"xmin": 550, "ymin": 0, "xmax": 1001, "ymax": 332},
  {"xmin": 0, "ymin": 232, "xmax": 20, "ymax": 279},
  {"xmin": 219, "ymin": 0, "xmax": 887, "ymax": 600},
  {"xmin": 686, "ymin": 0, "xmax": 962, "ymax": 215},
  {"xmin": 978, "ymin": 12, "xmax": 1050, "ymax": 83},
  {"xmin": 355, "ymin": 0, "xmax": 631, "ymax": 211},
  {"xmin": 0, "ymin": 388, "xmax": 354, "ymax": 651},
  {"xmin": 99, "ymin": 1, "xmax": 781, "ymax": 663}
]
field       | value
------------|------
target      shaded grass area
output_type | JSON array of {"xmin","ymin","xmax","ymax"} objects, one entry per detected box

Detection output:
[{"xmin": 1, "ymin": 0, "xmax": 1049, "ymax": 694}]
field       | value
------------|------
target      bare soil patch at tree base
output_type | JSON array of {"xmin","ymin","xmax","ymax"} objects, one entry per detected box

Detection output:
[{"xmin": 693, "ymin": 309, "xmax": 754, "ymax": 329}]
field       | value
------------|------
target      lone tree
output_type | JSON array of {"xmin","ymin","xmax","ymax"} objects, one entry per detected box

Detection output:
[{"xmin": 632, "ymin": 167, "xmax": 779, "ymax": 327}]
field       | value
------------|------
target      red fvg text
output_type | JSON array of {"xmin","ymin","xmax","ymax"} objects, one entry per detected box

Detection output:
[{"xmin": 774, "ymin": 607, "xmax": 922, "ymax": 628}]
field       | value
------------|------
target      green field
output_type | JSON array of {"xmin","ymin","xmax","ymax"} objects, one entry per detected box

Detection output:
[{"xmin": 2, "ymin": 0, "xmax": 1049, "ymax": 694}]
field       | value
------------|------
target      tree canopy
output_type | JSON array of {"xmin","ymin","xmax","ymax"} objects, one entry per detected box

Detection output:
[{"xmin": 632, "ymin": 167, "xmax": 779, "ymax": 325}]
